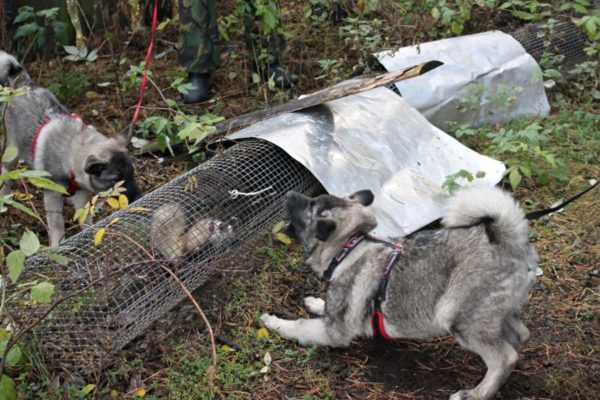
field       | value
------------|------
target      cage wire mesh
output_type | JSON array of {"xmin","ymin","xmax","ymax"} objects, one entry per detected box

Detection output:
[
  {"xmin": 10, "ymin": 139, "xmax": 319, "ymax": 373},
  {"xmin": 508, "ymin": 21, "xmax": 590, "ymax": 68}
]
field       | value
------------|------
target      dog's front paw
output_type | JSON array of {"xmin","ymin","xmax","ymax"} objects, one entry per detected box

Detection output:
[
  {"xmin": 259, "ymin": 313, "xmax": 280, "ymax": 331},
  {"xmin": 449, "ymin": 390, "xmax": 475, "ymax": 400},
  {"xmin": 303, "ymin": 296, "xmax": 325, "ymax": 315}
]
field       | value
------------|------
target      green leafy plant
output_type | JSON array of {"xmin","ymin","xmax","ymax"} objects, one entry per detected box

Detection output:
[
  {"xmin": 452, "ymin": 122, "xmax": 568, "ymax": 189},
  {"xmin": 13, "ymin": 6, "xmax": 69, "ymax": 57},
  {"xmin": 0, "ymin": 87, "xmax": 68, "ymax": 398},
  {"xmin": 443, "ymin": 169, "xmax": 487, "ymax": 194},
  {"xmin": 338, "ymin": 16, "xmax": 384, "ymax": 72},
  {"xmin": 132, "ymin": 73, "xmax": 224, "ymax": 163},
  {"xmin": 47, "ymin": 70, "xmax": 90, "ymax": 103}
]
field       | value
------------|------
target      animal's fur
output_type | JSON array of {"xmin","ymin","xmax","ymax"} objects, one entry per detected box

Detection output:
[
  {"xmin": 260, "ymin": 186, "xmax": 538, "ymax": 400},
  {"xmin": 0, "ymin": 51, "xmax": 140, "ymax": 246},
  {"xmin": 150, "ymin": 203, "xmax": 235, "ymax": 261}
]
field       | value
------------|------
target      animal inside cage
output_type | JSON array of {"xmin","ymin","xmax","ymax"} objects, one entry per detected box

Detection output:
[{"xmin": 10, "ymin": 139, "xmax": 319, "ymax": 373}]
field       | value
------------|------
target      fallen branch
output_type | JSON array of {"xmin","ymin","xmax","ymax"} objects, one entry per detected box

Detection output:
[{"xmin": 212, "ymin": 60, "xmax": 443, "ymax": 136}]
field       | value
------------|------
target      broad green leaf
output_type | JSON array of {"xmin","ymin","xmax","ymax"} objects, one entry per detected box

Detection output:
[
  {"xmin": 157, "ymin": 18, "xmax": 171, "ymax": 31},
  {"xmin": 31, "ymin": 281, "xmax": 55, "ymax": 304},
  {"xmin": 3, "ymin": 198, "xmax": 43, "ymax": 222},
  {"xmin": 13, "ymin": 7, "xmax": 34, "ymax": 24},
  {"xmin": 450, "ymin": 21, "xmax": 464, "ymax": 35},
  {"xmin": 20, "ymin": 170, "xmax": 51, "ymax": 178},
  {"xmin": 0, "ymin": 374, "xmax": 17, "ymax": 400},
  {"xmin": 1, "ymin": 147, "xmax": 18, "ymax": 163},
  {"xmin": 7, "ymin": 250, "xmax": 25, "ymax": 284},
  {"xmin": 509, "ymin": 167, "xmax": 522, "ymax": 189},
  {"xmin": 20, "ymin": 230, "xmax": 40, "ymax": 257},
  {"xmin": 26, "ymin": 177, "xmax": 69, "ymax": 194},
  {"xmin": 81, "ymin": 384, "xmax": 96, "ymax": 395},
  {"xmin": 512, "ymin": 10, "xmax": 535, "ymax": 20},
  {"xmin": 262, "ymin": 8, "xmax": 277, "ymax": 33},
  {"xmin": 53, "ymin": 21, "xmax": 70, "ymax": 45},
  {"xmin": 15, "ymin": 22, "xmax": 39, "ymax": 38},
  {"xmin": 63, "ymin": 45, "xmax": 80, "ymax": 55},
  {"xmin": 36, "ymin": 7, "xmax": 59, "ymax": 19},
  {"xmin": 36, "ymin": 26, "xmax": 48, "ymax": 47},
  {"xmin": 86, "ymin": 49, "xmax": 98, "ymax": 62},
  {"xmin": 0, "ymin": 169, "xmax": 27, "ymax": 181},
  {"xmin": 544, "ymin": 69, "xmax": 562, "ymax": 79},
  {"xmin": 6, "ymin": 345, "xmax": 24, "ymax": 367},
  {"xmin": 48, "ymin": 254, "xmax": 70, "ymax": 265}
]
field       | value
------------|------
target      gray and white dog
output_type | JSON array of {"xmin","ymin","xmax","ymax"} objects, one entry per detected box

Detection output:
[
  {"xmin": 0, "ymin": 51, "xmax": 141, "ymax": 246},
  {"xmin": 260, "ymin": 186, "xmax": 538, "ymax": 400}
]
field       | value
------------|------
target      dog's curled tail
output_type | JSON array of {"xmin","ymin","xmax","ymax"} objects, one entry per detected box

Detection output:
[
  {"xmin": 442, "ymin": 185, "xmax": 529, "ymax": 247},
  {"xmin": 0, "ymin": 51, "xmax": 27, "ymax": 87}
]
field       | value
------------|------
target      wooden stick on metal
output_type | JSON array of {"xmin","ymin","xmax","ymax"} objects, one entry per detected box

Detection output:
[{"xmin": 213, "ymin": 60, "xmax": 443, "ymax": 136}]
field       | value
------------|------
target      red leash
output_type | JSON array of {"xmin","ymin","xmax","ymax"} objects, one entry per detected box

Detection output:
[{"xmin": 131, "ymin": 0, "xmax": 159, "ymax": 125}]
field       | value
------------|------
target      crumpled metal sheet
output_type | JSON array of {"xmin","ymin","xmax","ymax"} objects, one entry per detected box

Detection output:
[
  {"xmin": 229, "ymin": 88, "xmax": 505, "ymax": 238},
  {"xmin": 375, "ymin": 31, "xmax": 550, "ymax": 129}
]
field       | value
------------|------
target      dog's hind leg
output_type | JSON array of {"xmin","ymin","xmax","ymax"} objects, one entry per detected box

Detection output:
[
  {"xmin": 502, "ymin": 311, "xmax": 530, "ymax": 351},
  {"xmin": 450, "ymin": 334, "xmax": 518, "ymax": 400},
  {"xmin": 303, "ymin": 297, "xmax": 325, "ymax": 316},
  {"xmin": 44, "ymin": 190, "xmax": 65, "ymax": 246},
  {"xmin": 260, "ymin": 314, "xmax": 346, "ymax": 346}
]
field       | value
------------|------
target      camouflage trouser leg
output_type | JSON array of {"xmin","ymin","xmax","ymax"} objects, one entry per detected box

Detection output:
[
  {"xmin": 239, "ymin": 0, "xmax": 286, "ymax": 69},
  {"xmin": 178, "ymin": 0, "xmax": 219, "ymax": 74}
]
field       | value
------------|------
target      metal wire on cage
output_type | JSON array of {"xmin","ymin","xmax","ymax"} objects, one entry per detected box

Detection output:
[
  {"xmin": 508, "ymin": 21, "xmax": 590, "ymax": 68},
  {"xmin": 11, "ymin": 139, "xmax": 319, "ymax": 373}
]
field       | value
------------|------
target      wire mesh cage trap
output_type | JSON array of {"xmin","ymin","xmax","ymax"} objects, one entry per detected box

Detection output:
[
  {"xmin": 9, "ymin": 139, "xmax": 319, "ymax": 373},
  {"xmin": 508, "ymin": 21, "xmax": 590, "ymax": 68}
]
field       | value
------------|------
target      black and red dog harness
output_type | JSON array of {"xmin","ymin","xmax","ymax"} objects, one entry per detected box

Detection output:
[{"xmin": 323, "ymin": 233, "xmax": 404, "ymax": 340}]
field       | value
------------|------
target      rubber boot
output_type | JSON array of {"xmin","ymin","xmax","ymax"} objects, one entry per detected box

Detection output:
[{"xmin": 183, "ymin": 73, "xmax": 211, "ymax": 104}]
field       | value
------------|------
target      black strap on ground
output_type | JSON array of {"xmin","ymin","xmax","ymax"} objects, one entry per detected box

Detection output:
[{"xmin": 526, "ymin": 181, "xmax": 598, "ymax": 220}]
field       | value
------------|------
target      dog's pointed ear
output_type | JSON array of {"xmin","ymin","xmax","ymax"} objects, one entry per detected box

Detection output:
[
  {"xmin": 84, "ymin": 155, "xmax": 108, "ymax": 177},
  {"xmin": 315, "ymin": 218, "xmax": 336, "ymax": 241},
  {"xmin": 349, "ymin": 190, "xmax": 374, "ymax": 206}
]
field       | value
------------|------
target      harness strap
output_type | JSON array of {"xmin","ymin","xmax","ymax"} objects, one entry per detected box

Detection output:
[
  {"xmin": 371, "ymin": 246, "xmax": 403, "ymax": 340},
  {"xmin": 31, "ymin": 116, "xmax": 51, "ymax": 158},
  {"xmin": 323, "ymin": 234, "xmax": 365, "ymax": 281},
  {"xmin": 323, "ymin": 233, "xmax": 403, "ymax": 340},
  {"xmin": 66, "ymin": 170, "xmax": 80, "ymax": 195}
]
